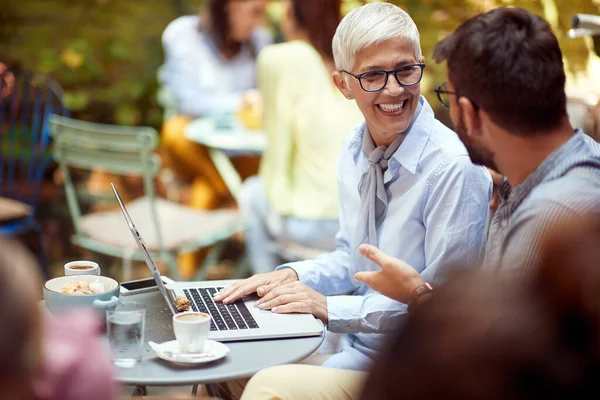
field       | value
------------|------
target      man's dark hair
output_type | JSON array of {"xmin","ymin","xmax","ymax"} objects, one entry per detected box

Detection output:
[{"xmin": 433, "ymin": 7, "xmax": 568, "ymax": 136}]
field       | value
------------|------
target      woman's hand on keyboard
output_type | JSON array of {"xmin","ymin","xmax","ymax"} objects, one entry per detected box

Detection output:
[
  {"xmin": 253, "ymin": 281, "xmax": 328, "ymax": 323},
  {"xmin": 213, "ymin": 268, "xmax": 299, "ymax": 304}
]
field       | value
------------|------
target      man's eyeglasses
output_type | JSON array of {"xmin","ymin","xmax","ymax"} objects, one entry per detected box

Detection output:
[
  {"xmin": 433, "ymin": 82, "xmax": 457, "ymax": 109},
  {"xmin": 342, "ymin": 64, "xmax": 425, "ymax": 92}
]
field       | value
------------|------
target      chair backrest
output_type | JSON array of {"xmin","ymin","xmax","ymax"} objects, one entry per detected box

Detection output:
[
  {"xmin": 50, "ymin": 115, "xmax": 162, "ymax": 244},
  {"xmin": 0, "ymin": 66, "xmax": 68, "ymax": 209},
  {"xmin": 50, "ymin": 115, "xmax": 160, "ymax": 175}
]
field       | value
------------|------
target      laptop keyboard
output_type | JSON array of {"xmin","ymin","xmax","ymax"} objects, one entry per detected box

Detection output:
[{"xmin": 183, "ymin": 287, "xmax": 259, "ymax": 331}]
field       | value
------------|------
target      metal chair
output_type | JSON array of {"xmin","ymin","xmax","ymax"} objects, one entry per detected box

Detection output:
[
  {"xmin": 50, "ymin": 115, "xmax": 245, "ymax": 280},
  {"xmin": 0, "ymin": 66, "xmax": 69, "ymax": 277}
]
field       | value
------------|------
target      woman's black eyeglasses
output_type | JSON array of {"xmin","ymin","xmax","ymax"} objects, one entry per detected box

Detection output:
[
  {"xmin": 433, "ymin": 82, "xmax": 457, "ymax": 109},
  {"xmin": 342, "ymin": 63, "xmax": 425, "ymax": 92}
]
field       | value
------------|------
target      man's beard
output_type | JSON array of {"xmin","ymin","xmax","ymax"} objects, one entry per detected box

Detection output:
[{"xmin": 455, "ymin": 113, "xmax": 499, "ymax": 172}]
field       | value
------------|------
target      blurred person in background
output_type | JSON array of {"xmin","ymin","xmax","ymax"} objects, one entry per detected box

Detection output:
[
  {"xmin": 161, "ymin": 0, "xmax": 272, "ymax": 209},
  {"xmin": 239, "ymin": 0, "xmax": 364, "ymax": 275},
  {"xmin": 238, "ymin": 7, "xmax": 600, "ymax": 399},
  {"xmin": 215, "ymin": 0, "xmax": 491, "ymax": 376}
]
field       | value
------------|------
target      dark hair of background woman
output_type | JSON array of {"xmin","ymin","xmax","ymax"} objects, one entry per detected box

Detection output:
[
  {"xmin": 291, "ymin": 0, "xmax": 341, "ymax": 61},
  {"xmin": 204, "ymin": 0, "xmax": 249, "ymax": 57}
]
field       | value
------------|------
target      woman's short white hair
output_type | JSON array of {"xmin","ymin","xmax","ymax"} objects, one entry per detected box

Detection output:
[{"xmin": 332, "ymin": 2, "xmax": 422, "ymax": 72}]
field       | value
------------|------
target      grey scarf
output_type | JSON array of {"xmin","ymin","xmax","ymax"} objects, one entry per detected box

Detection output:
[
  {"xmin": 351, "ymin": 100, "xmax": 423, "ymax": 271},
  {"xmin": 353, "ymin": 127, "xmax": 406, "ymax": 252}
]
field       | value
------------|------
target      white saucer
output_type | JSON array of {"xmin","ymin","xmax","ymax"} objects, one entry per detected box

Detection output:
[{"xmin": 149, "ymin": 340, "xmax": 229, "ymax": 366}]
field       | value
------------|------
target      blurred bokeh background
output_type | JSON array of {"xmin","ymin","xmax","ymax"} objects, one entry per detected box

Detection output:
[{"xmin": 2, "ymin": 0, "xmax": 599, "ymax": 129}]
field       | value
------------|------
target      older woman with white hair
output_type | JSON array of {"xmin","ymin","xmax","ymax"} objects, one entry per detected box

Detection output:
[{"xmin": 216, "ymin": 1, "xmax": 491, "ymax": 395}]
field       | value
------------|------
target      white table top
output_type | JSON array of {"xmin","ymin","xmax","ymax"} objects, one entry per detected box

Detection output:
[
  {"xmin": 114, "ymin": 290, "xmax": 324, "ymax": 386},
  {"xmin": 185, "ymin": 117, "xmax": 267, "ymax": 153}
]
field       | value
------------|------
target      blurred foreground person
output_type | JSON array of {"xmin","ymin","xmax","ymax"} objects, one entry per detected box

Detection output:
[
  {"xmin": 161, "ymin": 0, "xmax": 272, "ymax": 209},
  {"xmin": 0, "ymin": 237, "xmax": 117, "ymax": 400},
  {"xmin": 240, "ymin": 0, "xmax": 364, "ymax": 274},
  {"xmin": 0, "ymin": 236, "xmax": 43, "ymax": 400},
  {"xmin": 242, "ymin": 214, "xmax": 600, "ymax": 399},
  {"xmin": 34, "ymin": 308, "xmax": 117, "ymax": 400},
  {"xmin": 362, "ymin": 214, "xmax": 600, "ymax": 400}
]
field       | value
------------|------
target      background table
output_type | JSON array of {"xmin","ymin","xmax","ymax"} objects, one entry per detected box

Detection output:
[
  {"xmin": 117, "ymin": 289, "xmax": 324, "ymax": 387},
  {"xmin": 185, "ymin": 117, "xmax": 266, "ymax": 202}
]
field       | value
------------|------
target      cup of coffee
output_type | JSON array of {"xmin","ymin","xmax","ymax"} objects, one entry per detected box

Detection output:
[
  {"xmin": 172, "ymin": 312, "xmax": 211, "ymax": 353},
  {"xmin": 64, "ymin": 261, "xmax": 100, "ymax": 276}
]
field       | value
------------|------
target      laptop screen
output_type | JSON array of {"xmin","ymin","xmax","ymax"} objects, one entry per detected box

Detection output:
[{"xmin": 111, "ymin": 183, "xmax": 177, "ymax": 315}]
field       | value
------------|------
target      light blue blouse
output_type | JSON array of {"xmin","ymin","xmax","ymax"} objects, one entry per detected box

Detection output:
[{"xmin": 278, "ymin": 97, "xmax": 492, "ymax": 370}]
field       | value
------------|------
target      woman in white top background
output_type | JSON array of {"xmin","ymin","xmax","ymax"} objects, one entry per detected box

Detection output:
[
  {"xmin": 161, "ymin": 0, "xmax": 272, "ymax": 212},
  {"xmin": 162, "ymin": 0, "xmax": 272, "ymax": 118}
]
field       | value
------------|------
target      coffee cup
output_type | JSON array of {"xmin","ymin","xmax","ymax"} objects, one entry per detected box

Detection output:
[
  {"xmin": 172, "ymin": 312, "xmax": 211, "ymax": 353},
  {"xmin": 64, "ymin": 261, "xmax": 100, "ymax": 276}
]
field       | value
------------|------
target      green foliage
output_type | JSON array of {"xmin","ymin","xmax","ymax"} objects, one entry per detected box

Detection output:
[
  {"xmin": 380, "ymin": 0, "xmax": 600, "ymax": 102},
  {"xmin": 0, "ymin": 0, "xmax": 206, "ymax": 128},
  {"xmin": 0, "ymin": 0, "xmax": 597, "ymax": 129}
]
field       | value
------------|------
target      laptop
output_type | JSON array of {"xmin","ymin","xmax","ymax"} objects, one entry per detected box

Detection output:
[{"xmin": 111, "ymin": 184, "xmax": 323, "ymax": 342}]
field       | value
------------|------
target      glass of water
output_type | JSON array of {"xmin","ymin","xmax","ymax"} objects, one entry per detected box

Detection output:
[{"xmin": 106, "ymin": 302, "xmax": 146, "ymax": 368}]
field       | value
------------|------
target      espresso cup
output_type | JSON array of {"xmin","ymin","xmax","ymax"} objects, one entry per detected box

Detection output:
[
  {"xmin": 64, "ymin": 261, "xmax": 100, "ymax": 276},
  {"xmin": 172, "ymin": 312, "xmax": 211, "ymax": 353}
]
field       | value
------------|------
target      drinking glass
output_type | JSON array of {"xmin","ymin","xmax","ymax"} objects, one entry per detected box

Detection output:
[{"xmin": 106, "ymin": 302, "xmax": 146, "ymax": 368}]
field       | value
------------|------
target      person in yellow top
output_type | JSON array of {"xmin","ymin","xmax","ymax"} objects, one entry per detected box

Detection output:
[{"xmin": 240, "ymin": 0, "xmax": 364, "ymax": 274}]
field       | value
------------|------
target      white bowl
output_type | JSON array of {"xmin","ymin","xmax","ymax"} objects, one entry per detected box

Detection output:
[{"xmin": 43, "ymin": 275, "xmax": 120, "ymax": 313}]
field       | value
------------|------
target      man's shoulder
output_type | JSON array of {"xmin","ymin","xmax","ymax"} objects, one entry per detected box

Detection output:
[{"xmin": 523, "ymin": 167, "xmax": 600, "ymax": 216}]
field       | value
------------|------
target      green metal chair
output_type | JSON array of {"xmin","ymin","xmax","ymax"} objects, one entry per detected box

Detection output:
[{"xmin": 50, "ymin": 115, "xmax": 245, "ymax": 280}]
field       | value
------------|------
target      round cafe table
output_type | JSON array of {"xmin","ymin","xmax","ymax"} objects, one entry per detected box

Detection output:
[
  {"xmin": 114, "ymin": 290, "xmax": 324, "ymax": 388},
  {"xmin": 184, "ymin": 117, "xmax": 266, "ymax": 202},
  {"xmin": 184, "ymin": 117, "xmax": 266, "ymax": 154},
  {"xmin": 41, "ymin": 288, "xmax": 324, "ymax": 394}
]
